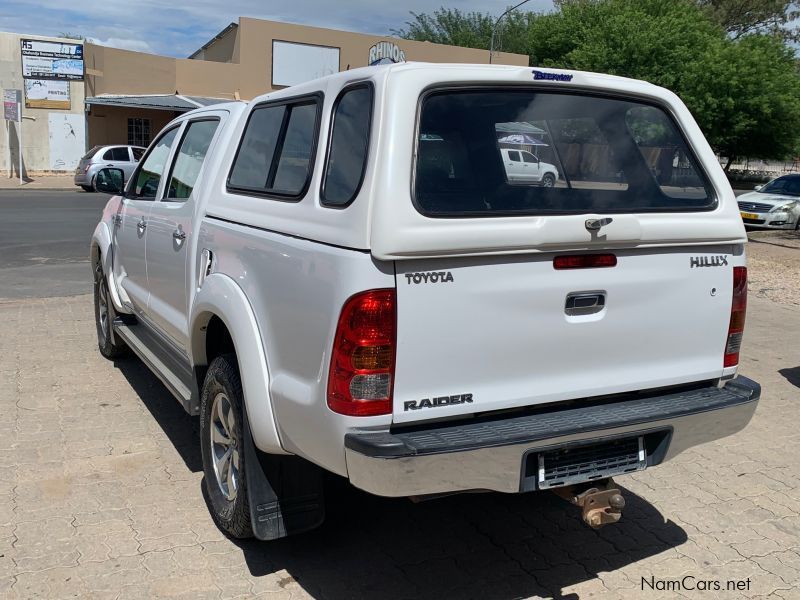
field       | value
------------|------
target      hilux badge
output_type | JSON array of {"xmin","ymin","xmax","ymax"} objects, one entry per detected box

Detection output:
[{"xmin": 690, "ymin": 255, "xmax": 728, "ymax": 268}]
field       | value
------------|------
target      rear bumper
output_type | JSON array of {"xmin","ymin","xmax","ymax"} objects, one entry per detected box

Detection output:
[{"xmin": 344, "ymin": 377, "xmax": 760, "ymax": 497}]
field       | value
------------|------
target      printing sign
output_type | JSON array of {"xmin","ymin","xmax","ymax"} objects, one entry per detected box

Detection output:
[
  {"xmin": 21, "ymin": 39, "xmax": 84, "ymax": 81},
  {"xmin": 368, "ymin": 41, "xmax": 406, "ymax": 66},
  {"xmin": 25, "ymin": 79, "xmax": 70, "ymax": 109},
  {"xmin": 3, "ymin": 89, "xmax": 21, "ymax": 121}
]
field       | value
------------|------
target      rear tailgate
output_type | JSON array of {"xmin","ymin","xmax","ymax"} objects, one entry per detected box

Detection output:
[{"xmin": 392, "ymin": 246, "xmax": 733, "ymax": 424}]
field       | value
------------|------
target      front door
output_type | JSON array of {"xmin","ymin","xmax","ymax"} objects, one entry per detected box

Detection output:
[
  {"xmin": 112, "ymin": 127, "xmax": 180, "ymax": 315},
  {"xmin": 146, "ymin": 117, "xmax": 222, "ymax": 347}
]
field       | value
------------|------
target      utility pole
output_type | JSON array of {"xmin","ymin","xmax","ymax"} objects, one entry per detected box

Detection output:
[{"xmin": 490, "ymin": 0, "xmax": 532, "ymax": 64}]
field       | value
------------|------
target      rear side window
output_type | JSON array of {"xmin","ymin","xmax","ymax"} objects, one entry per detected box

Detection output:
[
  {"xmin": 322, "ymin": 84, "xmax": 373, "ymax": 206},
  {"xmin": 82, "ymin": 146, "xmax": 102, "ymax": 160},
  {"xmin": 103, "ymin": 147, "xmax": 129, "ymax": 161},
  {"xmin": 228, "ymin": 95, "xmax": 322, "ymax": 199},
  {"xmin": 132, "ymin": 147, "xmax": 145, "ymax": 161},
  {"xmin": 414, "ymin": 90, "xmax": 714, "ymax": 217}
]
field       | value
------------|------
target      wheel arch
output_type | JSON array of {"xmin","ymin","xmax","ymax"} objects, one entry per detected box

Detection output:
[
  {"xmin": 190, "ymin": 273, "xmax": 287, "ymax": 455},
  {"xmin": 90, "ymin": 221, "xmax": 125, "ymax": 311}
]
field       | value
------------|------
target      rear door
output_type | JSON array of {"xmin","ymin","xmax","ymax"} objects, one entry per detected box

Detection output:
[
  {"xmin": 391, "ymin": 87, "xmax": 733, "ymax": 424},
  {"xmin": 146, "ymin": 116, "xmax": 222, "ymax": 347}
]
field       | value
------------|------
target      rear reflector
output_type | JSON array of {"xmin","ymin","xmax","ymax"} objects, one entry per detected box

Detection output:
[
  {"xmin": 554, "ymin": 254, "xmax": 617, "ymax": 269},
  {"xmin": 327, "ymin": 289, "xmax": 396, "ymax": 416},
  {"xmin": 724, "ymin": 266, "xmax": 747, "ymax": 368}
]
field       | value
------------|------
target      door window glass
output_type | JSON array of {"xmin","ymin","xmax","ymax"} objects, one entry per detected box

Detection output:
[
  {"xmin": 131, "ymin": 127, "xmax": 179, "ymax": 199},
  {"xmin": 522, "ymin": 152, "xmax": 538, "ymax": 163},
  {"xmin": 110, "ymin": 147, "xmax": 130, "ymax": 161},
  {"xmin": 508, "ymin": 150, "xmax": 520, "ymax": 161},
  {"xmin": 132, "ymin": 147, "xmax": 145, "ymax": 161},
  {"xmin": 165, "ymin": 119, "xmax": 220, "ymax": 201},
  {"xmin": 321, "ymin": 85, "xmax": 373, "ymax": 206}
]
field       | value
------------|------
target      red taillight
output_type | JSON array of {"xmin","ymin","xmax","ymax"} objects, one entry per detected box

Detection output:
[
  {"xmin": 327, "ymin": 289, "xmax": 396, "ymax": 416},
  {"xmin": 554, "ymin": 254, "xmax": 617, "ymax": 269},
  {"xmin": 84, "ymin": 164, "xmax": 90, "ymax": 173},
  {"xmin": 724, "ymin": 266, "xmax": 747, "ymax": 367}
]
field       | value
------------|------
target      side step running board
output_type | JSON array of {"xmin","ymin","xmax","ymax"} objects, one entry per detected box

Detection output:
[{"xmin": 114, "ymin": 321, "xmax": 195, "ymax": 414}]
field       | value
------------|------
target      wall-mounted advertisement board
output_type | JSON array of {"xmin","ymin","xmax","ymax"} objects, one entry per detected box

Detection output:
[
  {"xmin": 21, "ymin": 39, "xmax": 84, "ymax": 81},
  {"xmin": 24, "ymin": 79, "xmax": 70, "ymax": 109},
  {"xmin": 272, "ymin": 40, "xmax": 339, "ymax": 87}
]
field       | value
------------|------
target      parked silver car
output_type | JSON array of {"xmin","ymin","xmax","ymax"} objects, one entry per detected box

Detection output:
[
  {"xmin": 737, "ymin": 174, "xmax": 800, "ymax": 230},
  {"xmin": 74, "ymin": 145, "xmax": 145, "ymax": 192}
]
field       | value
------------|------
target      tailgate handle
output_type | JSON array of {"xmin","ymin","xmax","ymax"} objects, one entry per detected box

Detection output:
[{"xmin": 565, "ymin": 292, "xmax": 605, "ymax": 314}]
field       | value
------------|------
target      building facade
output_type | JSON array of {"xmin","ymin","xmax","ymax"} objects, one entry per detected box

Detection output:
[
  {"xmin": 3, "ymin": 18, "xmax": 529, "ymax": 177},
  {"xmin": 1, "ymin": 32, "xmax": 86, "ymax": 177}
]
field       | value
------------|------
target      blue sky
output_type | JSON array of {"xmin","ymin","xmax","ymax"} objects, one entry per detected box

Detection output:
[{"xmin": 0, "ymin": 1, "xmax": 554, "ymax": 57}]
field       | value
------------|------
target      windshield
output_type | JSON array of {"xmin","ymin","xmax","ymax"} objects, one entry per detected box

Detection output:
[
  {"xmin": 759, "ymin": 176, "xmax": 800, "ymax": 197},
  {"xmin": 414, "ymin": 90, "xmax": 715, "ymax": 217}
]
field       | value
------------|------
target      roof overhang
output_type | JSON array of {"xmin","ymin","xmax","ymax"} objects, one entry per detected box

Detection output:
[{"xmin": 85, "ymin": 94, "xmax": 229, "ymax": 112}]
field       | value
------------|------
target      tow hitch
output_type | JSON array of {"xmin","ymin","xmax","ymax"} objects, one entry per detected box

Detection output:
[{"xmin": 552, "ymin": 479, "xmax": 626, "ymax": 528}]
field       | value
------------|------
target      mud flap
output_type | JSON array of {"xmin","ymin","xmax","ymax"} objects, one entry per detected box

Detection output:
[{"xmin": 241, "ymin": 408, "xmax": 325, "ymax": 540}]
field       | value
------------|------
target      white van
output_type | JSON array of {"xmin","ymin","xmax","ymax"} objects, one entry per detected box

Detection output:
[{"xmin": 91, "ymin": 63, "xmax": 760, "ymax": 540}]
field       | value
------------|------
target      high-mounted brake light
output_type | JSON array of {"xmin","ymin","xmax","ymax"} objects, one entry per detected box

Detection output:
[
  {"xmin": 724, "ymin": 267, "xmax": 747, "ymax": 368},
  {"xmin": 327, "ymin": 289, "xmax": 396, "ymax": 416},
  {"xmin": 554, "ymin": 254, "xmax": 617, "ymax": 269}
]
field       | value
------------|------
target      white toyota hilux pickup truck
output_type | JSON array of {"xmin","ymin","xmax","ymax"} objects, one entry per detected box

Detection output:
[{"xmin": 91, "ymin": 63, "xmax": 760, "ymax": 540}]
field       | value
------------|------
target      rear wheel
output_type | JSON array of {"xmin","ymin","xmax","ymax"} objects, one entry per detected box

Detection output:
[
  {"xmin": 201, "ymin": 354, "xmax": 253, "ymax": 539},
  {"xmin": 542, "ymin": 173, "xmax": 555, "ymax": 187},
  {"xmin": 93, "ymin": 262, "xmax": 128, "ymax": 359}
]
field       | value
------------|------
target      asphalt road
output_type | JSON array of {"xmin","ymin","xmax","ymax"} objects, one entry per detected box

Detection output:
[{"xmin": 0, "ymin": 189, "xmax": 110, "ymax": 299}]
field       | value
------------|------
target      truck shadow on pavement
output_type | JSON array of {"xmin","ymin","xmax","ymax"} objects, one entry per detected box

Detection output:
[
  {"xmin": 779, "ymin": 367, "xmax": 800, "ymax": 389},
  {"xmin": 116, "ymin": 358, "xmax": 687, "ymax": 599}
]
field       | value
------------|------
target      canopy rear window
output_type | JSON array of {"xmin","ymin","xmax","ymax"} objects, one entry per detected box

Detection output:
[{"xmin": 414, "ymin": 89, "xmax": 715, "ymax": 217}]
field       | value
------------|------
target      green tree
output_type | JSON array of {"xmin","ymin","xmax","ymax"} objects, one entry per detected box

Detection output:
[
  {"xmin": 391, "ymin": 8, "xmax": 533, "ymax": 55},
  {"xmin": 396, "ymin": 0, "xmax": 800, "ymax": 166},
  {"xmin": 696, "ymin": 0, "xmax": 799, "ymax": 41}
]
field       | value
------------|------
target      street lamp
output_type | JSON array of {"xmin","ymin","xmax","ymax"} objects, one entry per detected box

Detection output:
[{"xmin": 489, "ymin": 0, "xmax": 532, "ymax": 64}]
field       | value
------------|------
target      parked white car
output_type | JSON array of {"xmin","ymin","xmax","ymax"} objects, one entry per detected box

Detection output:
[
  {"xmin": 501, "ymin": 147, "xmax": 559, "ymax": 186},
  {"xmin": 737, "ymin": 174, "xmax": 800, "ymax": 230},
  {"xmin": 90, "ymin": 63, "xmax": 760, "ymax": 541}
]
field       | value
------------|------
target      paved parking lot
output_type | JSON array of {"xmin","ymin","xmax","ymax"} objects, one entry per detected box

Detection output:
[{"xmin": 1, "ymin": 192, "xmax": 799, "ymax": 598}]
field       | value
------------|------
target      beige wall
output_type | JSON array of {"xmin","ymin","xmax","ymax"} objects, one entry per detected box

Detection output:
[
  {"xmin": 0, "ymin": 31, "xmax": 86, "ymax": 176},
  {"xmin": 85, "ymin": 18, "xmax": 529, "ymax": 102},
  {"xmin": 87, "ymin": 105, "xmax": 176, "ymax": 148}
]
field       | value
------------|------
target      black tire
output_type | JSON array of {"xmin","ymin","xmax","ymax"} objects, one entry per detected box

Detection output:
[
  {"xmin": 93, "ymin": 262, "xmax": 128, "ymax": 359},
  {"xmin": 541, "ymin": 173, "xmax": 555, "ymax": 188},
  {"xmin": 200, "ymin": 354, "xmax": 253, "ymax": 539},
  {"xmin": 81, "ymin": 185, "xmax": 94, "ymax": 193}
]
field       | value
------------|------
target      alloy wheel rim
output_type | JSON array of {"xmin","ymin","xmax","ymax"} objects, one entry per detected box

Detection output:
[
  {"xmin": 210, "ymin": 391, "xmax": 240, "ymax": 502},
  {"xmin": 97, "ymin": 275, "xmax": 109, "ymax": 344}
]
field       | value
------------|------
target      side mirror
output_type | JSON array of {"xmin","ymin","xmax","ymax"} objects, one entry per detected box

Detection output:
[
  {"xmin": 754, "ymin": 184, "xmax": 763, "ymax": 191},
  {"xmin": 95, "ymin": 168, "xmax": 125, "ymax": 194}
]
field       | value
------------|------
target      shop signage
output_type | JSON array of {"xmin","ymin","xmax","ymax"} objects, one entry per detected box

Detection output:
[
  {"xmin": 368, "ymin": 41, "xmax": 406, "ymax": 66},
  {"xmin": 21, "ymin": 39, "xmax": 84, "ymax": 81},
  {"xmin": 24, "ymin": 79, "xmax": 70, "ymax": 109},
  {"xmin": 3, "ymin": 89, "xmax": 21, "ymax": 121}
]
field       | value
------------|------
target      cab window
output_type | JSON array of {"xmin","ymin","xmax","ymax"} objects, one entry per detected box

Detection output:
[
  {"xmin": 165, "ymin": 119, "xmax": 220, "ymax": 201},
  {"xmin": 131, "ymin": 128, "xmax": 179, "ymax": 199}
]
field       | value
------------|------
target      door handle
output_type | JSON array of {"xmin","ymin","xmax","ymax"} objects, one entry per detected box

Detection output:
[
  {"xmin": 137, "ymin": 219, "xmax": 147, "ymax": 236},
  {"xmin": 113, "ymin": 215, "xmax": 122, "ymax": 226},
  {"xmin": 173, "ymin": 229, "xmax": 186, "ymax": 241}
]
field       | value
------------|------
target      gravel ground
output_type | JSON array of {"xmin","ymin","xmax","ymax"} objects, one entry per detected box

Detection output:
[{"xmin": 746, "ymin": 230, "xmax": 800, "ymax": 308}]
